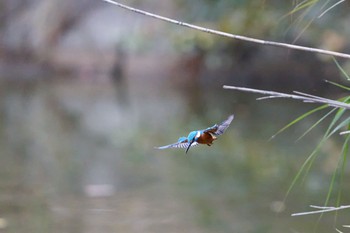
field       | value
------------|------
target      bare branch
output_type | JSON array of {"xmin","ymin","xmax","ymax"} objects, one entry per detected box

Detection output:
[
  {"xmin": 291, "ymin": 205, "xmax": 350, "ymax": 216},
  {"xmin": 340, "ymin": 130, "xmax": 350, "ymax": 135},
  {"xmin": 102, "ymin": 0, "xmax": 350, "ymax": 59},
  {"xmin": 223, "ymin": 85, "xmax": 350, "ymax": 110}
]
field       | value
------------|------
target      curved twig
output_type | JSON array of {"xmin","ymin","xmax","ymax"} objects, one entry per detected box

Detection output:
[
  {"xmin": 103, "ymin": 0, "xmax": 350, "ymax": 59},
  {"xmin": 223, "ymin": 85, "xmax": 350, "ymax": 110},
  {"xmin": 292, "ymin": 204, "xmax": 350, "ymax": 216}
]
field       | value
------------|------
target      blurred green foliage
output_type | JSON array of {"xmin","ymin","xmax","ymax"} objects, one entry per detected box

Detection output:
[{"xmin": 169, "ymin": 0, "xmax": 350, "ymax": 54}]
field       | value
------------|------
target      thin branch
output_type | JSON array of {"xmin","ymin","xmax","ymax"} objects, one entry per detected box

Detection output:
[
  {"xmin": 291, "ymin": 205, "xmax": 350, "ymax": 216},
  {"xmin": 102, "ymin": 0, "xmax": 350, "ymax": 59},
  {"xmin": 339, "ymin": 130, "xmax": 350, "ymax": 135},
  {"xmin": 293, "ymin": 91, "xmax": 331, "ymax": 101},
  {"xmin": 223, "ymin": 85, "xmax": 350, "ymax": 110}
]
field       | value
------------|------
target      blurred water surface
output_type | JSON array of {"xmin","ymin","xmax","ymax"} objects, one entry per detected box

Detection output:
[
  {"xmin": 0, "ymin": 71, "xmax": 349, "ymax": 233},
  {"xmin": 1, "ymin": 0, "xmax": 350, "ymax": 232}
]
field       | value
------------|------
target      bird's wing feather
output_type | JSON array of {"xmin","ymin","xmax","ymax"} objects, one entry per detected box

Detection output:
[
  {"xmin": 155, "ymin": 141, "xmax": 199, "ymax": 150},
  {"xmin": 214, "ymin": 114, "xmax": 234, "ymax": 135},
  {"xmin": 156, "ymin": 114, "xmax": 233, "ymax": 150},
  {"xmin": 204, "ymin": 114, "xmax": 234, "ymax": 136},
  {"xmin": 203, "ymin": 125, "xmax": 218, "ymax": 134}
]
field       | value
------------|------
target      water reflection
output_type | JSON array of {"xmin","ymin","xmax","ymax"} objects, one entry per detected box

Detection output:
[{"xmin": 0, "ymin": 77, "xmax": 349, "ymax": 233}]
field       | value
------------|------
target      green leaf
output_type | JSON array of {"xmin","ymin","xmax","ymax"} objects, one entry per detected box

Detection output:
[
  {"xmin": 296, "ymin": 108, "xmax": 336, "ymax": 141},
  {"xmin": 271, "ymin": 104, "xmax": 328, "ymax": 140},
  {"xmin": 325, "ymin": 80, "xmax": 350, "ymax": 91},
  {"xmin": 332, "ymin": 57, "xmax": 350, "ymax": 81},
  {"xmin": 328, "ymin": 116, "xmax": 350, "ymax": 137},
  {"xmin": 335, "ymin": 131, "xmax": 350, "ymax": 221},
  {"xmin": 288, "ymin": 0, "xmax": 318, "ymax": 16},
  {"xmin": 319, "ymin": 125, "xmax": 350, "ymax": 223},
  {"xmin": 284, "ymin": 97, "xmax": 350, "ymax": 199},
  {"xmin": 284, "ymin": 140, "xmax": 323, "ymax": 199}
]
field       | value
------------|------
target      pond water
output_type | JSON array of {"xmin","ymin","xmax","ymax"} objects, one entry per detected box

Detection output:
[{"xmin": 0, "ymin": 74, "xmax": 349, "ymax": 233}]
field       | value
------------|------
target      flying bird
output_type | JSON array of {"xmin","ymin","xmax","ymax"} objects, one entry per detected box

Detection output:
[{"xmin": 155, "ymin": 114, "xmax": 234, "ymax": 153}]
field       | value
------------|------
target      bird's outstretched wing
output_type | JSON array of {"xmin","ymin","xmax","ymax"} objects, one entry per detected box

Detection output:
[
  {"xmin": 155, "ymin": 137, "xmax": 199, "ymax": 150},
  {"xmin": 204, "ymin": 114, "xmax": 234, "ymax": 136}
]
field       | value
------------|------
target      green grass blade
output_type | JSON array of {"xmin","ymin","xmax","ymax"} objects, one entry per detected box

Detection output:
[
  {"xmin": 303, "ymin": 108, "xmax": 349, "ymax": 177},
  {"xmin": 325, "ymin": 80, "xmax": 350, "ymax": 91},
  {"xmin": 325, "ymin": 106, "xmax": 348, "ymax": 135},
  {"xmin": 271, "ymin": 104, "xmax": 328, "ymax": 140},
  {"xmin": 335, "ymin": 132, "xmax": 350, "ymax": 223},
  {"xmin": 318, "ymin": 128, "xmax": 350, "ymax": 224},
  {"xmin": 328, "ymin": 116, "xmax": 350, "ymax": 137},
  {"xmin": 332, "ymin": 57, "xmax": 350, "ymax": 80},
  {"xmin": 338, "ymin": 96, "xmax": 350, "ymax": 103},
  {"xmin": 292, "ymin": 17, "xmax": 315, "ymax": 44},
  {"xmin": 288, "ymin": 0, "xmax": 318, "ymax": 16},
  {"xmin": 276, "ymin": 96, "xmax": 350, "ymax": 141},
  {"xmin": 284, "ymin": 139, "xmax": 324, "ymax": 199},
  {"xmin": 296, "ymin": 108, "xmax": 337, "ymax": 141},
  {"xmin": 318, "ymin": 156, "xmax": 341, "ymax": 222},
  {"xmin": 285, "ymin": 98, "xmax": 350, "ymax": 198}
]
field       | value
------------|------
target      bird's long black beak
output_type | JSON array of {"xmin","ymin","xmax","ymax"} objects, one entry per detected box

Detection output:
[{"xmin": 186, "ymin": 141, "xmax": 193, "ymax": 154}]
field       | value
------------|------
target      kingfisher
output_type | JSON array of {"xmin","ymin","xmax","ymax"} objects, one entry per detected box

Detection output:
[{"xmin": 155, "ymin": 114, "xmax": 234, "ymax": 153}]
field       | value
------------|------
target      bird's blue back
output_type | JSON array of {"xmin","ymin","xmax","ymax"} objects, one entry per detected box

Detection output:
[{"xmin": 187, "ymin": 131, "xmax": 199, "ymax": 142}]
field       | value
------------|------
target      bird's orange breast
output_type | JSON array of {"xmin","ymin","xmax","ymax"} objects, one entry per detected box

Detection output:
[{"xmin": 197, "ymin": 132, "xmax": 217, "ymax": 145}]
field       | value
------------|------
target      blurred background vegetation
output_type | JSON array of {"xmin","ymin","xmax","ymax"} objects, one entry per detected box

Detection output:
[{"xmin": 0, "ymin": 0, "xmax": 349, "ymax": 232}]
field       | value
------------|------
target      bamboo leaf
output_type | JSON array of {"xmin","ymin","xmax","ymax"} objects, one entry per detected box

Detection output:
[
  {"xmin": 332, "ymin": 57, "xmax": 350, "ymax": 81},
  {"xmin": 296, "ymin": 108, "xmax": 336, "ymax": 141},
  {"xmin": 335, "ymin": 132, "xmax": 350, "ymax": 220},
  {"xmin": 328, "ymin": 116, "xmax": 350, "ymax": 137},
  {"xmin": 271, "ymin": 105, "xmax": 328, "ymax": 140},
  {"xmin": 285, "ymin": 139, "xmax": 324, "ymax": 199},
  {"xmin": 285, "ymin": 97, "xmax": 350, "ymax": 198},
  {"xmin": 325, "ymin": 80, "xmax": 350, "ymax": 91},
  {"xmin": 288, "ymin": 0, "xmax": 318, "ymax": 16}
]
